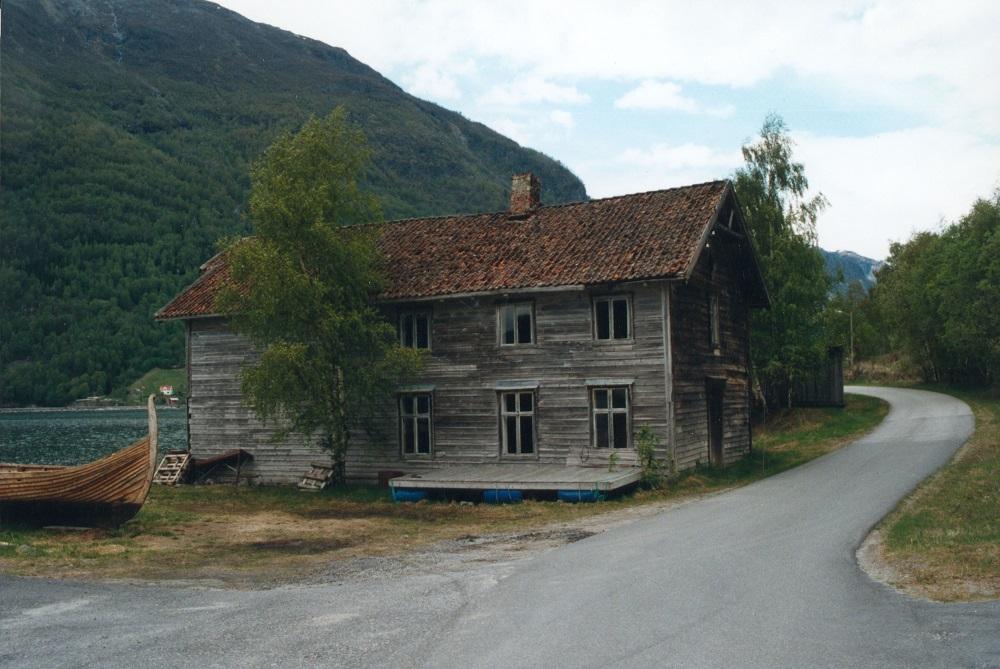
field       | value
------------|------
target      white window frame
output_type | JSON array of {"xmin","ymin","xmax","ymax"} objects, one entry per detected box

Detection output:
[
  {"xmin": 399, "ymin": 309, "xmax": 432, "ymax": 350},
  {"xmin": 399, "ymin": 393, "xmax": 433, "ymax": 456},
  {"xmin": 498, "ymin": 302, "xmax": 535, "ymax": 346},
  {"xmin": 593, "ymin": 294, "xmax": 632, "ymax": 341},
  {"xmin": 499, "ymin": 390, "xmax": 537, "ymax": 456},
  {"xmin": 591, "ymin": 386, "xmax": 631, "ymax": 449}
]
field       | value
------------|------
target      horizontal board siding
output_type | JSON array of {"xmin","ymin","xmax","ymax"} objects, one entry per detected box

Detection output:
[
  {"xmin": 185, "ymin": 250, "xmax": 755, "ymax": 484},
  {"xmin": 346, "ymin": 285, "xmax": 670, "ymax": 482},
  {"xmin": 187, "ymin": 319, "xmax": 330, "ymax": 483}
]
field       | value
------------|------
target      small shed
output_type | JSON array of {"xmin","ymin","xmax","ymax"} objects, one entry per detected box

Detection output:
[{"xmin": 793, "ymin": 347, "xmax": 845, "ymax": 407}]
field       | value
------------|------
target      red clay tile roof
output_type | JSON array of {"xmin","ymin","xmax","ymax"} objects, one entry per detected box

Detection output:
[{"xmin": 156, "ymin": 180, "xmax": 734, "ymax": 320}]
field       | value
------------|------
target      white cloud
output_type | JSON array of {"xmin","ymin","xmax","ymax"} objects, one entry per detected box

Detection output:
[
  {"xmin": 795, "ymin": 128, "xmax": 1000, "ymax": 259},
  {"xmin": 616, "ymin": 143, "xmax": 741, "ymax": 171},
  {"xmin": 478, "ymin": 76, "xmax": 589, "ymax": 107},
  {"xmin": 615, "ymin": 80, "xmax": 735, "ymax": 117},
  {"xmin": 549, "ymin": 109, "xmax": 575, "ymax": 130},
  {"xmin": 219, "ymin": 1, "xmax": 1000, "ymax": 134},
  {"xmin": 615, "ymin": 81, "xmax": 698, "ymax": 113},
  {"xmin": 404, "ymin": 65, "xmax": 461, "ymax": 100}
]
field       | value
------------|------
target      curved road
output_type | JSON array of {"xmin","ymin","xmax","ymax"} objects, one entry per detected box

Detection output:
[{"xmin": 2, "ymin": 387, "xmax": 998, "ymax": 668}]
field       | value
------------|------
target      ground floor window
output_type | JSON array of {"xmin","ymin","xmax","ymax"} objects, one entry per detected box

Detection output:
[
  {"xmin": 592, "ymin": 387, "xmax": 630, "ymax": 449},
  {"xmin": 500, "ymin": 391, "xmax": 535, "ymax": 455},
  {"xmin": 400, "ymin": 393, "xmax": 432, "ymax": 455}
]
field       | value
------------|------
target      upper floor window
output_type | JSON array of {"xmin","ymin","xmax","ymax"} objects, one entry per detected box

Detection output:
[
  {"xmin": 499, "ymin": 302, "xmax": 534, "ymax": 346},
  {"xmin": 594, "ymin": 295, "xmax": 630, "ymax": 340},
  {"xmin": 709, "ymin": 293, "xmax": 721, "ymax": 349},
  {"xmin": 500, "ymin": 391, "xmax": 535, "ymax": 455},
  {"xmin": 399, "ymin": 310, "xmax": 431, "ymax": 349},
  {"xmin": 399, "ymin": 393, "xmax": 432, "ymax": 456},
  {"xmin": 592, "ymin": 387, "xmax": 630, "ymax": 449}
]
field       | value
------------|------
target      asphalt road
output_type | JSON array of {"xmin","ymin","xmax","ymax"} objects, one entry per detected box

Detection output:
[{"xmin": 2, "ymin": 386, "xmax": 998, "ymax": 668}]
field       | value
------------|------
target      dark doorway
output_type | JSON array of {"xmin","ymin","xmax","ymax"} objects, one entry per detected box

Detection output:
[{"xmin": 706, "ymin": 378, "xmax": 726, "ymax": 466}]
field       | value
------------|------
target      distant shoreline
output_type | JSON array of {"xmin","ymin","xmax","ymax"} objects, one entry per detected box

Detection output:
[{"xmin": 0, "ymin": 405, "xmax": 184, "ymax": 414}]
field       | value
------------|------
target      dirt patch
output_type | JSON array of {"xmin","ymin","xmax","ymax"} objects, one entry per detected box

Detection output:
[{"xmin": 247, "ymin": 538, "xmax": 354, "ymax": 554}]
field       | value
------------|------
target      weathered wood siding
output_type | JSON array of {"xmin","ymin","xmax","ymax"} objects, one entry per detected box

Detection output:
[
  {"xmin": 184, "ymin": 263, "xmax": 754, "ymax": 484},
  {"xmin": 187, "ymin": 318, "xmax": 329, "ymax": 483},
  {"xmin": 345, "ymin": 285, "xmax": 673, "ymax": 482},
  {"xmin": 670, "ymin": 242, "xmax": 753, "ymax": 469}
]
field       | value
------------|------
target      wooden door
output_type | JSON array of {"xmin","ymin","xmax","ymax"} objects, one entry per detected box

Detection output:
[{"xmin": 706, "ymin": 379, "xmax": 725, "ymax": 466}]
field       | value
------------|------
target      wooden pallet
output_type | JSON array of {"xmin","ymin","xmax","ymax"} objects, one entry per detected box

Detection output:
[
  {"xmin": 153, "ymin": 452, "xmax": 191, "ymax": 485},
  {"xmin": 298, "ymin": 463, "xmax": 335, "ymax": 491}
]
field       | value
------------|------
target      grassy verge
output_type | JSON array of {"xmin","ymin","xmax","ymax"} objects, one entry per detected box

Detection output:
[
  {"xmin": 876, "ymin": 386, "xmax": 999, "ymax": 601},
  {"xmin": 0, "ymin": 394, "xmax": 887, "ymax": 585}
]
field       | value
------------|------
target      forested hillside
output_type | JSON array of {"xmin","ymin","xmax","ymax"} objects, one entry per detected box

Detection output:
[{"xmin": 0, "ymin": 0, "xmax": 587, "ymax": 406}]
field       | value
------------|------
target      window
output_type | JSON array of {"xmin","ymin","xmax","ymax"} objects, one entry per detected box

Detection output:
[
  {"xmin": 399, "ymin": 310, "xmax": 431, "ymax": 350},
  {"xmin": 399, "ymin": 393, "xmax": 432, "ymax": 455},
  {"xmin": 500, "ymin": 391, "xmax": 535, "ymax": 455},
  {"xmin": 594, "ymin": 295, "xmax": 630, "ymax": 340},
  {"xmin": 592, "ymin": 387, "xmax": 630, "ymax": 449},
  {"xmin": 499, "ymin": 303, "xmax": 534, "ymax": 345},
  {"xmin": 708, "ymin": 293, "xmax": 721, "ymax": 349}
]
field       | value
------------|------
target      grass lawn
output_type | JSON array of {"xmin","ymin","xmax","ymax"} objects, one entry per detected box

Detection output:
[
  {"xmin": 877, "ymin": 386, "xmax": 1000, "ymax": 601},
  {"xmin": 113, "ymin": 367, "xmax": 187, "ymax": 404},
  {"xmin": 0, "ymin": 394, "xmax": 887, "ymax": 585}
]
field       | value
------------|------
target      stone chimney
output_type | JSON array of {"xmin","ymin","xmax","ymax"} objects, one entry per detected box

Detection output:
[{"xmin": 509, "ymin": 172, "xmax": 541, "ymax": 216}]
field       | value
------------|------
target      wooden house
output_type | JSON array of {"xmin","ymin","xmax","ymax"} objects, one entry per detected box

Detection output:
[{"xmin": 156, "ymin": 174, "xmax": 769, "ymax": 492}]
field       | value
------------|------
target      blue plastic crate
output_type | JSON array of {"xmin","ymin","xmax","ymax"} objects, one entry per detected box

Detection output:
[
  {"xmin": 557, "ymin": 489, "xmax": 606, "ymax": 503},
  {"xmin": 392, "ymin": 488, "xmax": 429, "ymax": 503}
]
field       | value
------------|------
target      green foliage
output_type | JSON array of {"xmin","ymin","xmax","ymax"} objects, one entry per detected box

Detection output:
[
  {"xmin": 0, "ymin": 0, "xmax": 586, "ymax": 406},
  {"xmin": 217, "ymin": 109, "xmax": 422, "ymax": 481},
  {"xmin": 819, "ymin": 280, "xmax": 891, "ymax": 367},
  {"xmin": 635, "ymin": 425, "xmax": 665, "ymax": 488},
  {"xmin": 874, "ymin": 192, "xmax": 1000, "ymax": 385},
  {"xmin": 734, "ymin": 114, "xmax": 831, "ymax": 406}
]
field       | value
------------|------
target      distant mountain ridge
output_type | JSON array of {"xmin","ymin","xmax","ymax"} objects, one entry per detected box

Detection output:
[
  {"xmin": 0, "ymin": 0, "xmax": 587, "ymax": 405},
  {"xmin": 821, "ymin": 249, "xmax": 884, "ymax": 293}
]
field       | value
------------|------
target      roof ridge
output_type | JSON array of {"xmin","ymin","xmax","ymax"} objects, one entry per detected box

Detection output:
[{"xmin": 361, "ymin": 178, "xmax": 731, "ymax": 227}]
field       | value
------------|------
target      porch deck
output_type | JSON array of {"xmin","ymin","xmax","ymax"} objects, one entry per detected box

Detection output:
[{"xmin": 387, "ymin": 464, "xmax": 641, "ymax": 492}]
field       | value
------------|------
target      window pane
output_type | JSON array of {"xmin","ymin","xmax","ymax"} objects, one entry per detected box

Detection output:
[
  {"xmin": 402, "ymin": 419, "xmax": 414, "ymax": 453},
  {"xmin": 402, "ymin": 314, "xmax": 414, "ymax": 347},
  {"xmin": 595, "ymin": 414, "xmax": 609, "ymax": 448},
  {"xmin": 519, "ymin": 392, "xmax": 532, "ymax": 412},
  {"xmin": 417, "ymin": 417, "xmax": 430, "ymax": 454},
  {"xmin": 506, "ymin": 416, "xmax": 518, "ymax": 453},
  {"xmin": 417, "ymin": 395, "xmax": 430, "ymax": 414},
  {"xmin": 612, "ymin": 388, "xmax": 627, "ymax": 409},
  {"xmin": 502, "ymin": 307, "xmax": 515, "ymax": 344},
  {"xmin": 594, "ymin": 389, "xmax": 608, "ymax": 409},
  {"xmin": 416, "ymin": 314, "xmax": 429, "ymax": 349},
  {"xmin": 613, "ymin": 413, "xmax": 628, "ymax": 449},
  {"xmin": 520, "ymin": 416, "xmax": 534, "ymax": 454},
  {"xmin": 596, "ymin": 300, "xmax": 610, "ymax": 339},
  {"xmin": 517, "ymin": 309, "xmax": 532, "ymax": 343},
  {"xmin": 613, "ymin": 299, "xmax": 629, "ymax": 339},
  {"xmin": 402, "ymin": 395, "xmax": 414, "ymax": 414},
  {"xmin": 504, "ymin": 393, "xmax": 516, "ymax": 413}
]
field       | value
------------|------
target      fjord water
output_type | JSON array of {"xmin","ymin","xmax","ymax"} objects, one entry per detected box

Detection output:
[{"xmin": 0, "ymin": 407, "xmax": 186, "ymax": 466}]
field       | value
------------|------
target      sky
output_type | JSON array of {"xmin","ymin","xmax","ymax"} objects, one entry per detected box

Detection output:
[{"xmin": 216, "ymin": 0, "xmax": 1000, "ymax": 260}]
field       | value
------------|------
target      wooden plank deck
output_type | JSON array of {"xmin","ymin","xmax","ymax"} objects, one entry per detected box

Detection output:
[{"xmin": 387, "ymin": 464, "xmax": 641, "ymax": 491}]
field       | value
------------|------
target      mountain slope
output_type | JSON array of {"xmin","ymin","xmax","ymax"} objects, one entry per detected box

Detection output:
[
  {"xmin": 821, "ymin": 249, "xmax": 884, "ymax": 293},
  {"xmin": 0, "ymin": 0, "xmax": 587, "ymax": 405}
]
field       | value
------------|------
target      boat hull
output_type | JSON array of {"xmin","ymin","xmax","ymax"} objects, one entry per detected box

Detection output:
[{"xmin": 0, "ymin": 396, "xmax": 159, "ymax": 528}]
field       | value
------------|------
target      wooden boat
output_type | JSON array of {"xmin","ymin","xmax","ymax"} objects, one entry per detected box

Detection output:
[{"xmin": 0, "ymin": 395, "xmax": 159, "ymax": 527}]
